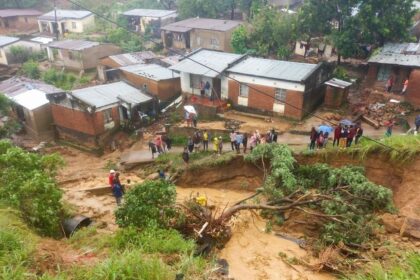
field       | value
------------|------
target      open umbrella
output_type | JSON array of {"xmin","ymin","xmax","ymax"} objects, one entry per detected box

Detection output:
[
  {"xmin": 318, "ymin": 125, "xmax": 333, "ymax": 134},
  {"xmin": 184, "ymin": 105, "xmax": 197, "ymax": 115},
  {"xmin": 340, "ymin": 119, "xmax": 353, "ymax": 126}
]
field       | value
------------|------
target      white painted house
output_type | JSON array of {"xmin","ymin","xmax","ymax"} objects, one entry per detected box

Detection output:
[
  {"xmin": 0, "ymin": 36, "xmax": 42, "ymax": 65},
  {"xmin": 38, "ymin": 9, "xmax": 94, "ymax": 36}
]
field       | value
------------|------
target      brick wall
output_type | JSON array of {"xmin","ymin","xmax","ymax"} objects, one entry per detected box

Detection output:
[
  {"xmin": 248, "ymin": 84, "xmax": 275, "ymax": 112},
  {"xmin": 228, "ymin": 80, "xmax": 239, "ymax": 104},
  {"xmin": 366, "ymin": 64, "xmax": 378, "ymax": 86},
  {"xmin": 51, "ymin": 104, "xmax": 120, "ymax": 138},
  {"xmin": 284, "ymin": 90, "xmax": 304, "ymax": 119},
  {"xmin": 324, "ymin": 86, "xmax": 348, "ymax": 108},
  {"xmin": 406, "ymin": 69, "xmax": 420, "ymax": 108}
]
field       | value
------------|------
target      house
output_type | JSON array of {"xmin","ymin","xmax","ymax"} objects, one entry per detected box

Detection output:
[
  {"xmin": 119, "ymin": 63, "xmax": 181, "ymax": 102},
  {"xmin": 226, "ymin": 57, "xmax": 328, "ymax": 119},
  {"xmin": 30, "ymin": 36, "xmax": 55, "ymax": 51},
  {"xmin": 367, "ymin": 43, "xmax": 420, "ymax": 107},
  {"xmin": 38, "ymin": 9, "xmax": 94, "ymax": 36},
  {"xmin": 324, "ymin": 78, "xmax": 352, "ymax": 108},
  {"xmin": 0, "ymin": 36, "xmax": 42, "ymax": 65},
  {"xmin": 161, "ymin": 18, "xmax": 242, "ymax": 52},
  {"xmin": 97, "ymin": 51, "xmax": 158, "ymax": 81},
  {"xmin": 47, "ymin": 81, "xmax": 153, "ymax": 146},
  {"xmin": 46, "ymin": 40, "xmax": 121, "ymax": 71},
  {"xmin": 169, "ymin": 49, "xmax": 245, "ymax": 100},
  {"xmin": 0, "ymin": 9, "xmax": 42, "ymax": 34},
  {"xmin": 123, "ymin": 9, "xmax": 177, "ymax": 37},
  {"xmin": 0, "ymin": 77, "xmax": 63, "ymax": 140}
]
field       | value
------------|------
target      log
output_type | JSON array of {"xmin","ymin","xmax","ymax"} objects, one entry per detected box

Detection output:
[{"xmin": 361, "ymin": 115, "xmax": 380, "ymax": 129}]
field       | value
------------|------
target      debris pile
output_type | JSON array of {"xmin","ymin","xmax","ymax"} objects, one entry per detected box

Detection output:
[{"xmin": 224, "ymin": 119, "xmax": 242, "ymax": 131}]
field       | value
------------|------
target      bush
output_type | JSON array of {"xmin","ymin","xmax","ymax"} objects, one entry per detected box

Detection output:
[
  {"xmin": 115, "ymin": 180, "xmax": 177, "ymax": 229},
  {"xmin": 21, "ymin": 60, "xmax": 41, "ymax": 79},
  {"xmin": 0, "ymin": 140, "xmax": 64, "ymax": 236},
  {"xmin": 43, "ymin": 69, "xmax": 78, "ymax": 90}
]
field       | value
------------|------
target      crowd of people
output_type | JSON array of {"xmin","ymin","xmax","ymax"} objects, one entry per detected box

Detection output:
[
  {"xmin": 309, "ymin": 123, "xmax": 364, "ymax": 150},
  {"xmin": 148, "ymin": 134, "xmax": 172, "ymax": 159}
]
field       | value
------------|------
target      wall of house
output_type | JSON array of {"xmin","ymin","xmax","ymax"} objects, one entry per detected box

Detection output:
[
  {"xmin": 49, "ymin": 48, "xmax": 84, "ymax": 70},
  {"xmin": 162, "ymin": 31, "xmax": 188, "ymax": 49},
  {"xmin": 32, "ymin": 104, "xmax": 54, "ymax": 140},
  {"xmin": 120, "ymin": 71, "xmax": 181, "ymax": 101},
  {"xmin": 81, "ymin": 44, "xmax": 121, "ymax": 69},
  {"xmin": 179, "ymin": 72, "xmax": 214, "ymax": 96},
  {"xmin": 51, "ymin": 104, "xmax": 120, "ymax": 137},
  {"xmin": 324, "ymin": 86, "xmax": 348, "ymax": 108},
  {"xmin": 406, "ymin": 69, "xmax": 420, "ymax": 108},
  {"xmin": 190, "ymin": 29, "xmax": 227, "ymax": 51},
  {"xmin": 63, "ymin": 15, "xmax": 94, "ymax": 33},
  {"xmin": 0, "ymin": 47, "xmax": 8, "ymax": 65},
  {"xmin": 0, "ymin": 41, "xmax": 41, "ymax": 65},
  {"xmin": 0, "ymin": 15, "xmax": 39, "ymax": 32}
]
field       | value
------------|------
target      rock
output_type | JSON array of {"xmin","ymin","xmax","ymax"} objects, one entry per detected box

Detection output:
[
  {"xmin": 401, "ymin": 237, "xmax": 409, "ymax": 242},
  {"xmin": 146, "ymin": 173, "xmax": 159, "ymax": 180},
  {"xmin": 414, "ymin": 242, "xmax": 420, "ymax": 247},
  {"xmin": 380, "ymin": 213, "xmax": 403, "ymax": 234},
  {"xmin": 373, "ymin": 247, "xmax": 389, "ymax": 259}
]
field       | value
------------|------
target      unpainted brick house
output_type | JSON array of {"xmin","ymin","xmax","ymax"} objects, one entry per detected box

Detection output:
[
  {"xmin": 119, "ymin": 63, "xmax": 181, "ymax": 102},
  {"xmin": 0, "ymin": 9, "xmax": 42, "ymax": 34},
  {"xmin": 123, "ymin": 9, "xmax": 177, "ymax": 37},
  {"xmin": 46, "ymin": 40, "xmax": 121, "ymax": 71},
  {"xmin": 161, "ymin": 18, "xmax": 242, "ymax": 52},
  {"xmin": 47, "ymin": 81, "xmax": 153, "ymax": 146},
  {"xmin": 366, "ymin": 43, "xmax": 420, "ymax": 107},
  {"xmin": 226, "ymin": 57, "xmax": 328, "ymax": 120}
]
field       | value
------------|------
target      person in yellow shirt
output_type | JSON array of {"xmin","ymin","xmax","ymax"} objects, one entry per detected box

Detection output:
[
  {"xmin": 202, "ymin": 130, "xmax": 209, "ymax": 151},
  {"xmin": 213, "ymin": 137, "xmax": 219, "ymax": 154}
]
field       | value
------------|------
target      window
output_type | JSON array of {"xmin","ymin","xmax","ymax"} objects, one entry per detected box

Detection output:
[
  {"xmin": 103, "ymin": 109, "xmax": 113, "ymax": 124},
  {"xmin": 239, "ymin": 84, "xmax": 249, "ymax": 97},
  {"xmin": 377, "ymin": 65, "xmax": 391, "ymax": 81},
  {"xmin": 190, "ymin": 74, "xmax": 201, "ymax": 89},
  {"xmin": 72, "ymin": 22, "xmax": 77, "ymax": 29},
  {"xmin": 274, "ymin": 88, "xmax": 287, "ymax": 103},
  {"xmin": 210, "ymin": 38, "xmax": 219, "ymax": 47}
]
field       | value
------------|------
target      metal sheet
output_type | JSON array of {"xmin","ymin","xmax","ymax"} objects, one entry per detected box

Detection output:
[
  {"xmin": 0, "ymin": 9, "xmax": 42, "ymax": 18},
  {"xmin": 120, "ymin": 63, "xmax": 179, "ymax": 81},
  {"xmin": 122, "ymin": 9, "xmax": 176, "ymax": 18},
  {"xmin": 0, "ymin": 35, "xmax": 19, "ymax": 47},
  {"xmin": 38, "ymin": 9, "xmax": 92, "ymax": 21},
  {"xmin": 324, "ymin": 78, "xmax": 352, "ymax": 89},
  {"xmin": 161, "ymin": 18, "xmax": 242, "ymax": 32},
  {"xmin": 48, "ymin": 39, "xmax": 99, "ymax": 50},
  {"xmin": 368, "ymin": 43, "xmax": 420, "ymax": 67},
  {"xmin": 227, "ymin": 57, "xmax": 319, "ymax": 82}
]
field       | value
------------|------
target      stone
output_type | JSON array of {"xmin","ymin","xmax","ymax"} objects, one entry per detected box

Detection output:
[
  {"xmin": 373, "ymin": 247, "xmax": 389, "ymax": 259},
  {"xmin": 401, "ymin": 237, "xmax": 409, "ymax": 242},
  {"xmin": 380, "ymin": 213, "xmax": 403, "ymax": 234}
]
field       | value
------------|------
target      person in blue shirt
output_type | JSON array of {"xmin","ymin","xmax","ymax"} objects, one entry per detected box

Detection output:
[
  {"xmin": 235, "ymin": 132, "xmax": 243, "ymax": 154},
  {"xmin": 112, "ymin": 174, "xmax": 123, "ymax": 206}
]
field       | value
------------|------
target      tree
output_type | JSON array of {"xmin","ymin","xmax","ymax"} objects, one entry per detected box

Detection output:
[
  {"xmin": 231, "ymin": 25, "xmax": 249, "ymax": 54},
  {"xmin": 176, "ymin": 0, "xmax": 226, "ymax": 19},
  {"xmin": 21, "ymin": 60, "xmax": 41, "ymax": 79}
]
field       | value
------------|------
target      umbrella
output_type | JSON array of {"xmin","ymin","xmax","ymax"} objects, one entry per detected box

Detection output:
[
  {"xmin": 340, "ymin": 119, "xmax": 353, "ymax": 126},
  {"xmin": 184, "ymin": 105, "xmax": 197, "ymax": 115},
  {"xmin": 318, "ymin": 125, "xmax": 333, "ymax": 134}
]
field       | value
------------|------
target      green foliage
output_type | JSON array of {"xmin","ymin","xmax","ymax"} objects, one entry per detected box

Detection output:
[
  {"xmin": 42, "ymin": 69, "xmax": 77, "ymax": 90},
  {"xmin": 113, "ymin": 226, "xmax": 195, "ymax": 254},
  {"xmin": 231, "ymin": 7, "xmax": 297, "ymax": 58},
  {"xmin": 102, "ymin": 28, "xmax": 143, "ymax": 52},
  {"xmin": 21, "ymin": 60, "xmax": 41, "ymax": 79},
  {"xmin": 333, "ymin": 66, "xmax": 351, "ymax": 81},
  {"xmin": 246, "ymin": 144, "xmax": 394, "ymax": 245},
  {"xmin": 115, "ymin": 180, "xmax": 177, "ymax": 229},
  {"xmin": 348, "ymin": 252, "xmax": 420, "ymax": 280},
  {"xmin": 176, "ymin": 0, "xmax": 226, "ymax": 19},
  {"xmin": 0, "ymin": 93, "xmax": 10, "ymax": 114},
  {"xmin": 0, "ymin": 0, "xmax": 49, "ymax": 8},
  {"xmin": 9, "ymin": 46, "xmax": 45, "ymax": 64},
  {"xmin": 0, "ymin": 140, "xmax": 64, "ymax": 236}
]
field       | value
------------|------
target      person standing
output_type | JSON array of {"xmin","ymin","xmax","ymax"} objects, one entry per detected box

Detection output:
[
  {"xmin": 235, "ymin": 132, "xmax": 243, "ymax": 154},
  {"xmin": 249, "ymin": 133, "xmax": 257, "ymax": 152},
  {"xmin": 229, "ymin": 130, "xmax": 236, "ymax": 151},
  {"xmin": 149, "ymin": 141, "xmax": 157, "ymax": 159},
  {"xmin": 355, "ymin": 125, "xmax": 363, "ymax": 144},
  {"xmin": 323, "ymin": 132, "xmax": 329, "ymax": 148},
  {"xmin": 187, "ymin": 137, "xmax": 194, "ymax": 153},
  {"xmin": 385, "ymin": 75, "xmax": 394, "ymax": 93},
  {"xmin": 385, "ymin": 120, "xmax": 394, "ymax": 137},
  {"xmin": 112, "ymin": 175, "xmax": 123, "ymax": 206},
  {"xmin": 270, "ymin": 129, "xmax": 278, "ymax": 143},
  {"xmin": 192, "ymin": 114, "xmax": 198, "ymax": 128},
  {"xmin": 339, "ymin": 126, "xmax": 348, "ymax": 148},
  {"xmin": 401, "ymin": 78, "xmax": 409, "ymax": 95},
  {"xmin": 155, "ymin": 135, "xmax": 163, "ymax": 154},
  {"xmin": 415, "ymin": 115, "xmax": 420, "ymax": 132},
  {"xmin": 202, "ymin": 130, "xmax": 209, "ymax": 151},
  {"xmin": 347, "ymin": 125, "xmax": 356, "ymax": 147},
  {"xmin": 182, "ymin": 147, "xmax": 190, "ymax": 166},
  {"xmin": 200, "ymin": 81, "xmax": 205, "ymax": 97},
  {"xmin": 309, "ymin": 127, "xmax": 317, "ymax": 150},
  {"xmin": 218, "ymin": 136, "xmax": 223, "ymax": 155},
  {"xmin": 108, "ymin": 170, "xmax": 115, "ymax": 188},
  {"xmin": 193, "ymin": 131, "xmax": 201, "ymax": 152},
  {"xmin": 243, "ymin": 132, "xmax": 248, "ymax": 153},
  {"xmin": 213, "ymin": 137, "xmax": 219, "ymax": 154},
  {"xmin": 205, "ymin": 81, "xmax": 211, "ymax": 98},
  {"xmin": 333, "ymin": 125, "xmax": 341, "ymax": 147}
]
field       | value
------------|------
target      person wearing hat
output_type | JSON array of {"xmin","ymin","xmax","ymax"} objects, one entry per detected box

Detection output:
[{"xmin": 108, "ymin": 170, "xmax": 115, "ymax": 188}]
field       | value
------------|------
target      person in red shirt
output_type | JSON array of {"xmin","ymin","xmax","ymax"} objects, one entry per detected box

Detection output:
[
  {"xmin": 347, "ymin": 125, "xmax": 357, "ymax": 147},
  {"xmin": 333, "ymin": 125, "xmax": 341, "ymax": 147},
  {"xmin": 109, "ymin": 170, "xmax": 115, "ymax": 188}
]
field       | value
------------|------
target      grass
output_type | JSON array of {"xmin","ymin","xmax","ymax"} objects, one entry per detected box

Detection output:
[{"xmin": 347, "ymin": 252, "xmax": 420, "ymax": 280}]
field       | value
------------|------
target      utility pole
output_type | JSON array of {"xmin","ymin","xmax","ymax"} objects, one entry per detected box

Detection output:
[{"xmin": 54, "ymin": 0, "xmax": 59, "ymax": 40}]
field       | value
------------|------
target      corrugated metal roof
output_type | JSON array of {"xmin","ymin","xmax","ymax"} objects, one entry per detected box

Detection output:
[
  {"xmin": 0, "ymin": 9, "xmax": 42, "ymax": 18},
  {"xmin": 109, "ymin": 51, "xmax": 157, "ymax": 66},
  {"xmin": 227, "ymin": 57, "xmax": 319, "ymax": 82},
  {"xmin": 170, "ymin": 49, "xmax": 243, "ymax": 78},
  {"xmin": 368, "ymin": 43, "xmax": 420, "ymax": 67},
  {"xmin": 0, "ymin": 36, "xmax": 19, "ymax": 47},
  {"xmin": 11, "ymin": 89, "xmax": 49, "ymax": 110},
  {"xmin": 0, "ymin": 77, "xmax": 62, "ymax": 98},
  {"xmin": 325, "ymin": 78, "xmax": 352, "ymax": 89},
  {"xmin": 30, "ymin": 37, "xmax": 54, "ymax": 45},
  {"xmin": 159, "ymin": 55, "xmax": 181, "ymax": 66},
  {"xmin": 48, "ymin": 40, "xmax": 99, "ymax": 50},
  {"xmin": 71, "ymin": 81, "xmax": 152, "ymax": 109},
  {"xmin": 38, "ymin": 9, "xmax": 92, "ymax": 21},
  {"xmin": 123, "ymin": 9, "xmax": 176, "ymax": 18},
  {"xmin": 120, "ymin": 63, "xmax": 179, "ymax": 81},
  {"xmin": 161, "ymin": 18, "xmax": 242, "ymax": 32}
]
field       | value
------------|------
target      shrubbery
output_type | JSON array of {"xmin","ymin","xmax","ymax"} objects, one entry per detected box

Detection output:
[
  {"xmin": 21, "ymin": 60, "xmax": 41, "ymax": 79},
  {"xmin": 0, "ymin": 140, "xmax": 64, "ymax": 236}
]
